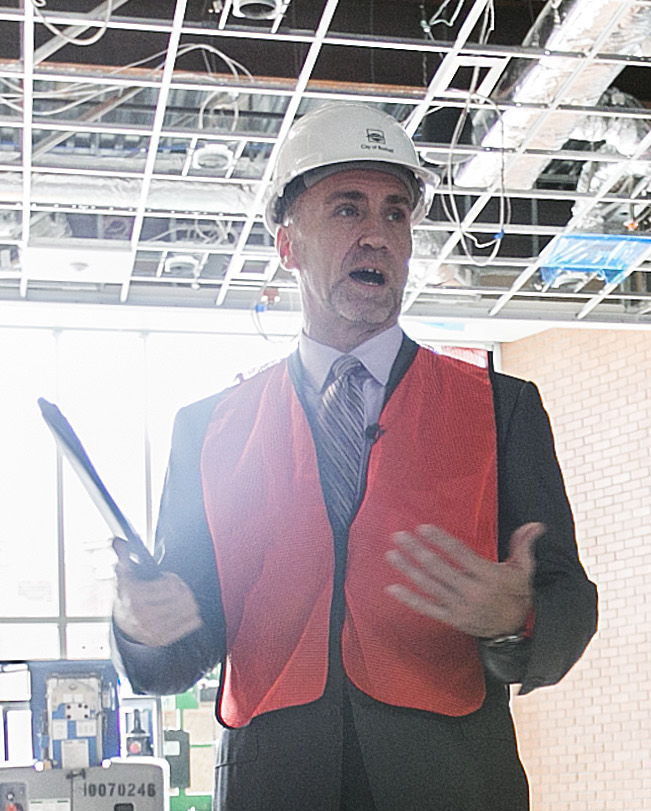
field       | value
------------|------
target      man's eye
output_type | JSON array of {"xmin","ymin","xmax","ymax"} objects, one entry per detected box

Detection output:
[
  {"xmin": 388, "ymin": 209, "xmax": 408, "ymax": 222},
  {"xmin": 334, "ymin": 205, "xmax": 358, "ymax": 217}
]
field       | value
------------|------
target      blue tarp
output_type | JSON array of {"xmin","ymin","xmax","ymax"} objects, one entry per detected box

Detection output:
[{"xmin": 541, "ymin": 233, "xmax": 651, "ymax": 285}]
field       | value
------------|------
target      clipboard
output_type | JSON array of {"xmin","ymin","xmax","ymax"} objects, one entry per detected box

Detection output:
[{"xmin": 37, "ymin": 397, "xmax": 159, "ymax": 580}]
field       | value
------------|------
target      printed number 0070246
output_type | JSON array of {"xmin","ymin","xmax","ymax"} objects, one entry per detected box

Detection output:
[{"xmin": 81, "ymin": 783, "xmax": 157, "ymax": 798}]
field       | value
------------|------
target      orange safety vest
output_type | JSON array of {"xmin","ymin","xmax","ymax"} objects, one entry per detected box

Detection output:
[{"xmin": 201, "ymin": 347, "xmax": 497, "ymax": 728}]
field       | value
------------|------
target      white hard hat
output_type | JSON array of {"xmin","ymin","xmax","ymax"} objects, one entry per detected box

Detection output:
[{"xmin": 263, "ymin": 103, "xmax": 439, "ymax": 234}]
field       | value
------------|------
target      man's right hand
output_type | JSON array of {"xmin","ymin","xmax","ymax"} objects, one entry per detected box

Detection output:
[{"xmin": 112, "ymin": 538, "xmax": 204, "ymax": 647}]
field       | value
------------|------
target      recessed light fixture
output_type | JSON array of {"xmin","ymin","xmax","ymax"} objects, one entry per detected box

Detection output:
[
  {"xmin": 232, "ymin": 0, "xmax": 283, "ymax": 20},
  {"xmin": 163, "ymin": 254, "xmax": 201, "ymax": 276},
  {"xmin": 192, "ymin": 143, "xmax": 234, "ymax": 172}
]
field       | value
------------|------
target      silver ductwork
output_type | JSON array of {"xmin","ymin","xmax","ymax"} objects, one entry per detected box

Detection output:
[
  {"xmin": 570, "ymin": 88, "xmax": 651, "ymax": 158},
  {"xmin": 454, "ymin": 0, "xmax": 651, "ymax": 189},
  {"xmin": 1, "ymin": 172, "xmax": 258, "ymax": 215},
  {"xmin": 409, "ymin": 229, "xmax": 461, "ymax": 290},
  {"xmin": 569, "ymin": 88, "xmax": 651, "ymax": 231}
]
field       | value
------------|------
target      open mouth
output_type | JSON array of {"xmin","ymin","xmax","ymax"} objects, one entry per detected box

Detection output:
[{"xmin": 349, "ymin": 268, "xmax": 386, "ymax": 286}]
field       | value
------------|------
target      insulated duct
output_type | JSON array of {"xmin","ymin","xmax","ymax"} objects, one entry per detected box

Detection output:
[
  {"xmin": 454, "ymin": 0, "xmax": 651, "ymax": 189},
  {"xmin": 1, "ymin": 173, "xmax": 258, "ymax": 215},
  {"xmin": 569, "ymin": 88, "xmax": 651, "ymax": 232},
  {"xmin": 409, "ymin": 229, "xmax": 461, "ymax": 290},
  {"xmin": 570, "ymin": 88, "xmax": 651, "ymax": 158}
]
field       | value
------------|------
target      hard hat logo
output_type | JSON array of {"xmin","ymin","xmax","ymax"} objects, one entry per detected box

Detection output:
[
  {"xmin": 366, "ymin": 129, "xmax": 386, "ymax": 144},
  {"xmin": 263, "ymin": 103, "xmax": 439, "ymax": 235},
  {"xmin": 360, "ymin": 143, "xmax": 395, "ymax": 154}
]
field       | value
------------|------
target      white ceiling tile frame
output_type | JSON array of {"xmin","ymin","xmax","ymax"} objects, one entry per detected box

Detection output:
[
  {"xmin": 121, "ymin": 0, "xmax": 189, "ymax": 303},
  {"xmin": 215, "ymin": 0, "xmax": 341, "ymax": 306},
  {"xmin": 214, "ymin": 0, "xmax": 500, "ymax": 306},
  {"xmin": 2, "ymin": 3, "xmax": 651, "ymax": 68},
  {"xmin": 484, "ymin": 0, "xmax": 650, "ymax": 317},
  {"xmin": 217, "ymin": 0, "xmax": 234, "ymax": 31},
  {"xmin": 484, "ymin": 120, "xmax": 651, "ymax": 319},
  {"xmin": 18, "ymin": 0, "xmax": 35, "ymax": 298},
  {"xmin": 402, "ymin": 0, "xmax": 648, "ymax": 315},
  {"xmin": 0, "ymin": 1, "xmax": 649, "ymax": 321},
  {"xmin": 404, "ymin": 0, "xmax": 496, "ymax": 137}
]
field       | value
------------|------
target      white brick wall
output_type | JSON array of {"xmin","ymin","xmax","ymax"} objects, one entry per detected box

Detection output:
[{"xmin": 502, "ymin": 328, "xmax": 651, "ymax": 811}]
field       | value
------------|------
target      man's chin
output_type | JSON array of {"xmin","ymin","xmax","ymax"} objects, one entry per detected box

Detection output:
[{"xmin": 331, "ymin": 291, "xmax": 399, "ymax": 328}]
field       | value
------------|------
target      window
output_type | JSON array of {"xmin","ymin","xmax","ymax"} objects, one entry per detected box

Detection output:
[{"xmin": 0, "ymin": 322, "xmax": 292, "ymax": 661}]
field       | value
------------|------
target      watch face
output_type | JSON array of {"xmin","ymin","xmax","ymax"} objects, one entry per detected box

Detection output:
[{"xmin": 485, "ymin": 634, "xmax": 526, "ymax": 647}]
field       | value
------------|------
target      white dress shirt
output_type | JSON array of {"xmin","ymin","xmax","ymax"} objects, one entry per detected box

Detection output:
[
  {"xmin": 297, "ymin": 325, "xmax": 404, "ymax": 499},
  {"xmin": 297, "ymin": 324, "xmax": 403, "ymax": 427}
]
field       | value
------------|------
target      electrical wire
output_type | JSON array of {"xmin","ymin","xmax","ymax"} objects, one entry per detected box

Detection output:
[
  {"xmin": 34, "ymin": 87, "xmax": 121, "ymax": 117},
  {"xmin": 0, "ymin": 92, "xmax": 23, "ymax": 113},
  {"xmin": 250, "ymin": 301, "xmax": 299, "ymax": 344},
  {"xmin": 193, "ymin": 218, "xmax": 232, "ymax": 243},
  {"xmin": 0, "ymin": 72, "xmax": 115, "ymax": 99},
  {"xmin": 421, "ymin": 0, "xmax": 468, "ymax": 36},
  {"xmin": 438, "ymin": 91, "xmax": 511, "ymax": 262},
  {"xmin": 32, "ymin": 0, "xmax": 114, "ymax": 48},
  {"xmin": 176, "ymin": 42, "xmax": 255, "ymax": 84},
  {"xmin": 1, "ymin": 42, "xmax": 254, "ymax": 126},
  {"xmin": 145, "ymin": 217, "xmax": 232, "ymax": 244},
  {"xmin": 174, "ymin": 42, "xmax": 254, "ymax": 132},
  {"xmin": 0, "ymin": 75, "xmax": 121, "ymax": 119},
  {"xmin": 441, "ymin": 140, "xmax": 511, "ymax": 264},
  {"xmin": 419, "ymin": 0, "xmax": 510, "ymax": 267},
  {"xmin": 0, "ymin": 68, "xmax": 131, "ymax": 119}
]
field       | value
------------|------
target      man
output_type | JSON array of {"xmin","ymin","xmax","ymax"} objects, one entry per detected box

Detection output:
[{"xmin": 112, "ymin": 104, "xmax": 597, "ymax": 810}]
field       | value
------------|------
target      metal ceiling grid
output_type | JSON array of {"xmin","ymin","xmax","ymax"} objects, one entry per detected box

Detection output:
[{"xmin": 0, "ymin": 0, "xmax": 650, "ymax": 327}]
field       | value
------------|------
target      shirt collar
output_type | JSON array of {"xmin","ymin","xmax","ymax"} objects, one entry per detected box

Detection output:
[{"xmin": 298, "ymin": 324, "xmax": 403, "ymax": 392}]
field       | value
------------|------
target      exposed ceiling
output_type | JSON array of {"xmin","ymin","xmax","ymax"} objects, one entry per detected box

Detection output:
[{"xmin": 1, "ymin": 0, "xmax": 651, "ymax": 328}]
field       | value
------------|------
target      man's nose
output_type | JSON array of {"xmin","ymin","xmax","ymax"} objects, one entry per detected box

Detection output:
[{"xmin": 357, "ymin": 215, "xmax": 390, "ymax": 250}]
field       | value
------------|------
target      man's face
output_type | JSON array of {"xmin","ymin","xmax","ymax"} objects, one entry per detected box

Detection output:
[{"xmin": 276, "ymin": 169, "xmax": 413, "ymax": 349}]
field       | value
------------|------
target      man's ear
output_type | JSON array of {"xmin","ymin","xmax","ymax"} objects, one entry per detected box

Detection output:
[{"xmin": 276, "ymin": 225, "xmax": 299, "ymax": 271}]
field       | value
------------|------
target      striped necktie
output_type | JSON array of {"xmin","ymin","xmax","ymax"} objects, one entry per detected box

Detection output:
[{"xmin": 317, "ymin": 355, "xmax": 369, "ymax": 534}]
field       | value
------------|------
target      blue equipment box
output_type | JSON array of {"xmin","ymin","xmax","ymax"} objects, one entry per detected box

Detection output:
[{"xmin": 28, "ymin": 660, "xmax": 120, "ymax": 768}]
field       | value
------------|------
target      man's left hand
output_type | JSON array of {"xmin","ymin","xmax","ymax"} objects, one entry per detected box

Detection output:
[{"xmin": 385, "ymin": 522, "xmax": 545, "ymax": 638}]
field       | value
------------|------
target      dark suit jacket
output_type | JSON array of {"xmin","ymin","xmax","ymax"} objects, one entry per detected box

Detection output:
[{"xmin": 114, "ymin": 336, "xmax": 597, "ymax": 810}]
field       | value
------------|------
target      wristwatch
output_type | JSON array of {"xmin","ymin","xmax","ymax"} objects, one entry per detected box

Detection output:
[
  {"xmin": 479, "ymin": 632, "xmax": 530, "ymax": 683},
  {"xmin": 482, "ymin": 632, "xmax": 527, "ymax": 648}
]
